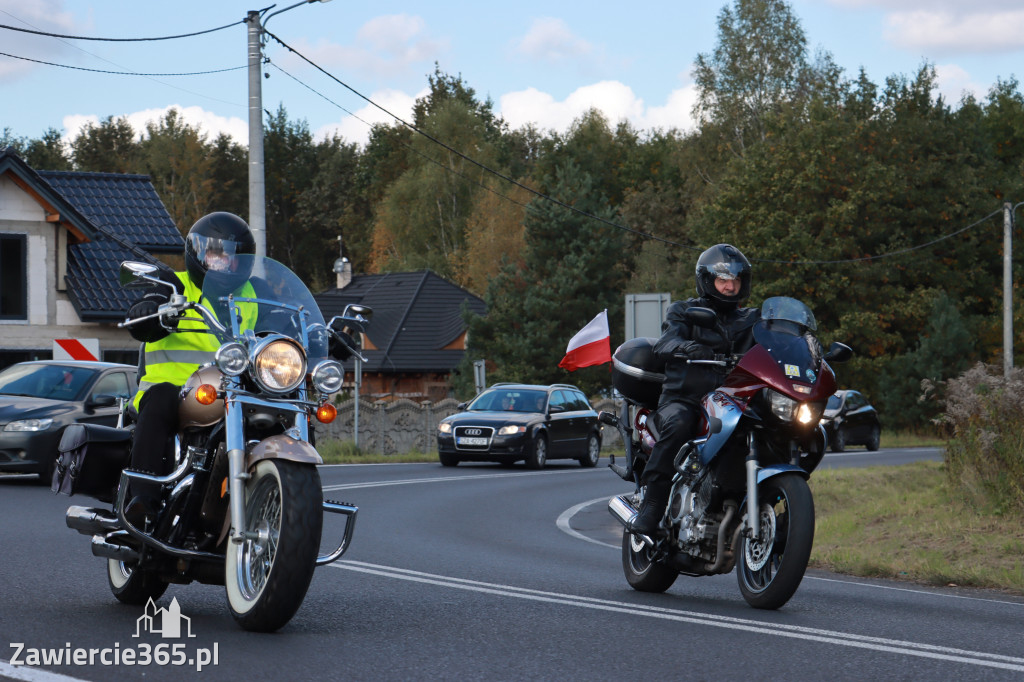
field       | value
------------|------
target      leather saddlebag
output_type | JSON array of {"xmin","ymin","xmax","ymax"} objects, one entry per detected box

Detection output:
[{"xmin": 51, "ymin": 423, "xmax": 132, "ymax": 502}]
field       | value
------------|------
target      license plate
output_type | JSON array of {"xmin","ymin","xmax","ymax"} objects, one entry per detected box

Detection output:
[{"xmin": 457, "ymin": 436, "xmax": 488, "ymax": 446}]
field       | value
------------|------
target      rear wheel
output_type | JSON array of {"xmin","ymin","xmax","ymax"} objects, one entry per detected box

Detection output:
[
  {"xmin": 108, "ymin": 559, "xmax": 168, "ymax": 605},
  {"xmin": 526, "ymin": 434, "xmax": 547, "ymax": 470},
  {"xmin": 866, "ymin": 426, "xmax": 880, "ymax": 451},
  {"xmin": 736, "ymin": 473, "xmax": 814, "ymax": 610},
  {"xmin": 622, "ymin": 529, "xmax": 677, "ymax": 593},
  {"xmin": 225, "ymin": 459, "xmax": 323, "ymax": 632},
  {"xmin": 578, "ymin": 433, "xmax": 600, "ymax": 468}
]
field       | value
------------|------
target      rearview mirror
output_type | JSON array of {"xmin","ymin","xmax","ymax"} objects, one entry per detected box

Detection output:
[
  {"xmin": 118, "ymin": 261, "xmax": 177, "ymax": 297},
  {"xmin": 684, "ymin": 307, "xmax": 717, "ymax": 329},
  {"xmin": 824, "ymin": 342, "xmax": 853, "ymax": 363}
]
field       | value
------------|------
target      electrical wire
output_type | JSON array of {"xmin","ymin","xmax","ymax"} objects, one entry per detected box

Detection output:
[
  {"xmin": 0, "ymin": 50, "xmax": 247, "ymax": 77},
  {"xmin": 0, "ymin": 19, "xmax": 244, "ymax": 42}
]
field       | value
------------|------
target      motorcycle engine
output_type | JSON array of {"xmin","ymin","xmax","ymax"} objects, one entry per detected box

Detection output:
[{"xmin": 670, "ymin": 463, "xmax": 717, "ymax": 548}]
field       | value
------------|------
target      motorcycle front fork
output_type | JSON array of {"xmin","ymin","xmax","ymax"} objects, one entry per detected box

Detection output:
[{"xmin": 746, "ymin": 433, "xmax": 760, "ymax": 540}]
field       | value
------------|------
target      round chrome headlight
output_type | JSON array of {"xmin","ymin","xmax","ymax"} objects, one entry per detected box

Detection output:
[
  {"xmin": 215, "ymin": 342, "xmax": 248, "ymax": 377},
  {"xmin": 311, "ymin": 360, "xmax": 344, "ymax": 394},
  {"xmin": 253, "ymin": 338, "xmax": 306, "ymax": 393}
]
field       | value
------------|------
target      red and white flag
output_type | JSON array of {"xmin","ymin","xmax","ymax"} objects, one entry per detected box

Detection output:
[{"xmin": 558, "ymin": 310, "xmax": 611, "ymax": 371}]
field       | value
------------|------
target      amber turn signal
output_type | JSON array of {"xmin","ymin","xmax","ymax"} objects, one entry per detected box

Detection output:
[
  {"xmin": 316, "ymin": 403, "xmax": 337, "ymax": 424},
  {"xmin": 195, "ymin": 384, "xmax": 218, "ymax": 405}
]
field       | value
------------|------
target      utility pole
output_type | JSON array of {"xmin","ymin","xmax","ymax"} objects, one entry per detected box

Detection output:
[
  {"xmin": 1004, "ymin": 201, "xmax": 1014, "ymax": 378},
  {"xmin": 246, "ymin": 1, "xmax": 332, "ymax": 260}
]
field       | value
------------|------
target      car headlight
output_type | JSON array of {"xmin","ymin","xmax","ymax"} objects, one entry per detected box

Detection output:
[
  {"xmin": 311, "ymin": 360, "xmax": 344, "ymax": 394},
  {"xmin": 252, "ymin": 338, "xmax": 306, "ymax": 393},
  {"xmin": 498, "ymin": 425, "xmax": 526, "ymax": 436},
  {"xmin": 438, "ymin": 423, "xmax": 452, "ymax": 434},
  {"xmin": 215, "ymin": 342, "xmax": 248, "ymax": 376},
  {"xmin": 4, "ymin": 418, "xmax": 53, "ymax": 432}
]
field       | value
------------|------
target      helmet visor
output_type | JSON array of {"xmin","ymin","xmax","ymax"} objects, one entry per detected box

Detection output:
[
  {"xmin": 189, "ymin": 234, "xmax": 242, "ymax": 273},
  {"xmin": 702, "ymin": 259, "xmax": 747, "ymax": 281}
]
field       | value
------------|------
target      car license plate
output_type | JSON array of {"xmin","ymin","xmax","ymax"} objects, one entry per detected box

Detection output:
[{"xmin": 457, "ymin": 436, "xmax": 488, "ymax": 446}]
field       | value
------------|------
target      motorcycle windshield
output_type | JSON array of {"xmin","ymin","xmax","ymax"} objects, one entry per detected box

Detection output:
[
  {"xmin": 201, "ymin": 255, "xmax": 329, "ymax": 362},
  {"xmin": 752, "ymin": 297, "xmax": 823, "ymax": 379}
]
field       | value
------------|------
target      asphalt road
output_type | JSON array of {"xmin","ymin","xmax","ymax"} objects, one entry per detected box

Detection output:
[{"xmin": 2, "ymin": 446, "xmax": 1022, "ymax": 681}]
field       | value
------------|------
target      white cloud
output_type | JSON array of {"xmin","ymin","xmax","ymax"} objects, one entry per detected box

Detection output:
[
  {"xmin": 885, "ymin": 10, "xmax": 1024, "ymax": 53},
  {"xmin": 0, "ymin": 0, "xmax": 80, "ymax": 81},
  {"xmin": 315, "ymin": 88, "xmax": 425, "ymax": 147},
  {"xmin": 514, "ymin": 18, "xmax": 594, "ymax": 63},
  {"xmin": 282, "ymin": 15, "xmax": 447, "ymax": 80},
  {"xmin": 934, "ymin": 63, "xmax": 985, "ymax": 102},
  {"xmin": 499, "ymin": 81, "xmax": 697, "ymax": 135},
  {"xmin": 61, "ymin": 106, "xmax": 248, "ymax": 145}
]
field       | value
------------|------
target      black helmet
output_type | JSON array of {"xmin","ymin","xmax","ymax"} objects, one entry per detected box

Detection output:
[
  {"xmin": 184, "ymin": 212, "xmax": 256, "ymax": 291},
  {"xmin": 695, "ymin": 243, "xmax": 751, "ymax": 309}
]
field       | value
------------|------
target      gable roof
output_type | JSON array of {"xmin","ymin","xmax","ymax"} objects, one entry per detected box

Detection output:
[
  {"xmin": 0, "ymin": 148, "xmax": 183, "ymax": 322},
  {"xmin": 315, "ymin": 270, "xmax": 487, "ymax": 374}
]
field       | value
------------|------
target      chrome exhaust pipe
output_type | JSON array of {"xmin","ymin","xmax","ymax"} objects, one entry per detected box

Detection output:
[
  {"xmin": 91, "ymin": 534, "xmax": 139, "ymax": 562},
  {"xmin": 66, "ymin": 506, "xmax": 120, "ymax": 535},
  {"xmin": 608, "ymin": 494, "xmax": 638, "ymax": 528}
]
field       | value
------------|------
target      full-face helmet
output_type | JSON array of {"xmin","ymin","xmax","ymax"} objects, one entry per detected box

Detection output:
[
  {"xmin": 695, "ymin": 243, "xmax": 752, "ymax": 309},
  {"xmin": 184, "ymin": 212, "xmax": 256, "ymax": 291}
]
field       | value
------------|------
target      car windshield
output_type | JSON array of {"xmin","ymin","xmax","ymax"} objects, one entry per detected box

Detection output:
[
  {"xmin": 0, "ymin": 363, "xmax": 97, "ymax": 401},
  {"xmin": 468, "ymin": 389, "xmax": 548, "ymax": 413},
  {"xmin": 826, "ymin": 394, "xmax": 842, "ymax": 410}
]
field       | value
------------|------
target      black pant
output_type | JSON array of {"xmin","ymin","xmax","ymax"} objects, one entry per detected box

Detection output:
[
  {"xmin": 129, "ymin": 382, "xmax": 179, "ymax": 498},
  {"xmin": 640, "ymin": 400, "xmax": 699, "ymax": 487}
]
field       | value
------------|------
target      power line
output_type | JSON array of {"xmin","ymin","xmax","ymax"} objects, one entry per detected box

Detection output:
[
  {"xmin": 0, "ymin": 50, "xmax": 247, "ymax": 77},
  {"xmin": 0, "ymin": 19, "xmax": 244, "ymax": 42}
]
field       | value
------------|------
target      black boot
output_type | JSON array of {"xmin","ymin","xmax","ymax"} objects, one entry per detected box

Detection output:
[{"xmin": 628, "ymin": 482, "xmax": 671, "ymax": 537}]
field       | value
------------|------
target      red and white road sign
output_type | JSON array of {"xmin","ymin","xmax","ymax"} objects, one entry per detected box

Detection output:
[{"xmin": 53, "ymin": 338, "xmax": 99, "ymax": 362}]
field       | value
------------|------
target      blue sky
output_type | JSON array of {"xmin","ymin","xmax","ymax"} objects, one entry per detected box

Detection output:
[{"xmin": 2, "ymin": 1, "xmax": 1023, "ymax": 148}]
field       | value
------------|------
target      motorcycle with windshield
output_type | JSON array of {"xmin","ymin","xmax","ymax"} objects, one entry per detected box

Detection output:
[
  {"xmin": 54, "ymin": 255, "xmax": 370, "ymax": 632},
  {"xmin": 604, "ymin": 297, "xmax": 851, "ymax": 609}
]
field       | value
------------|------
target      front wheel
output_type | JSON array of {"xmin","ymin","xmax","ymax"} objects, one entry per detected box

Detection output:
[
  {"xmin": 829, "ymin": 427, "xmax": 845, "ymax": 453},
  {"xmin": 108, "ymin": 558, "xmax": 168, "ymax": 605},
  {"xmin": 866, "ymin": 426, "xmax": 880, "ymax": 451},
  {"xmin": 526, "ymin": 434, "xmax": 547, "ymax": 470},
  {"xmin": 578, "ymin": 433, "xmax": 600, "ymax": 468},
  {"xmin": 622, "ymin": 529, "xmax": 677, "ymax": 593},
  {"xmin": 225, "ymin": 459, "xmax": 323, "ymax": 632},
  {"xmin": 736, "ymin": 473, "xmax": 814, "ymax": 610},
  {"xmin": 439, "ymin": 452, "xmax": 460, "ymax": 467}
]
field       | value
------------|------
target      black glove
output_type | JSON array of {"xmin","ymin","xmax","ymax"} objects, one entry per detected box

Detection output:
[
  {"xmin": 126, "ymin": 298, "xmax": 170, "ymax": 343},
  {"xmin": 682, "ymin": 343, "xmax": 715, "ymax": 361}
]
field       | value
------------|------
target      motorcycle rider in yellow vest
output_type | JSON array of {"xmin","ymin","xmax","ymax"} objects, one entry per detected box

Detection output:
[{"xmin": 123, "ymin": 212, "xmax": 259, "ymax": 525}]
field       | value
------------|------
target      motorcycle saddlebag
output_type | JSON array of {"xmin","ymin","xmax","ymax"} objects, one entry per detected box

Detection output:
[
  {"xmin": 51, "ymin": 423, "xmax": 132, "ymax": 502},
  {"xmin": 611, "ymin": 337, "xmax": 665, "ymax": 410}
]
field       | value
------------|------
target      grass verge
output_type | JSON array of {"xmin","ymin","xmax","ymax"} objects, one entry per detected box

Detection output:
[{"xmin": 809, "ymin": 460, "xmax": 1024, "ymax": 595}]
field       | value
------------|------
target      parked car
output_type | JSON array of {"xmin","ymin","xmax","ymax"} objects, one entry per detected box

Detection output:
[
  {"xmin": 437, "ymin": 383, "xmax": 602, "ymax": 469},
  {"xmin": 821, "ymin": 389, "xmax": 881, "ymax": 452},
  {"xmin": 0, "ymin": 360, "xmax": 138, "ymax": 481}
]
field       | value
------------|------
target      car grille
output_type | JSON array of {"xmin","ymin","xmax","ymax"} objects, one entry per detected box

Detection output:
[{"xmin": 453, "ymin": 425, "xmax": 494, "ymax": 451}]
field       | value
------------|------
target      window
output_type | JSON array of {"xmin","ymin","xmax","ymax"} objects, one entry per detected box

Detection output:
[
  {"xmin": 0, "ymin": 235, "xmax": 27, "ymax": 320},
  {"xmin": 92, "ymin": 372, "xmax": 132, "ymax": 400}
]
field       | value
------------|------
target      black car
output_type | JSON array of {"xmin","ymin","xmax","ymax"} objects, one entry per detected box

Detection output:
[
  {"xmin": 0, "ymin": 360, "xmax": 138, "ymax": 481},
  {"xmin": 821, "ymin": 389, "xmax": 881, "ymax": 452},
  {"xmin": 437, "ymin": 383, "xmax": 602, "ymax": 469}
]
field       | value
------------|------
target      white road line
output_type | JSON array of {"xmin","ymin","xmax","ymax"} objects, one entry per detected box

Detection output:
[
  {"xmin": 556, "ymin": 496, "xmax": 620, "ymax": 549},
  {"xmin": 322, "ymin": 467, "xmax": 603, "ymax": 492},
  {"xmin": 0, "ymin": 661, "xmax": 88, "ymax": 682},
  {"xmin": 329, "ymin": 560, "xmax": 1024, "ymax": 672}
]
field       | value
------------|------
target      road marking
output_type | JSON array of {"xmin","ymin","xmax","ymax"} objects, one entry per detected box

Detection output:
[
  {"xmin": 0, "ymin": 661, "xmax": 88, "ymax": 682},
  {"xmin": 329, "ymin": 560, "xmax": 1024, "ymax": 672},
  {"xmin": 322, "ymin": 467, "xmax": 603, "ymax": 492},
  {"xmin": 556, "ymin": 496, "xmax": 621, "ymax": 549}
]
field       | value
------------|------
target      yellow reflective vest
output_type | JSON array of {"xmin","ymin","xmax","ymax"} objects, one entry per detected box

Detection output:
[{"xmin": 133, "ymin": 272, "xmax": 258, "ymax": 409}]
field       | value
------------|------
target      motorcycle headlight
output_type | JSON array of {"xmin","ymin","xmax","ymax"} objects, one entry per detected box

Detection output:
[
  {"xmin": 252, "ymin": 338, "xmax": 306, "ymax": 393},
  {"xmin": 311, "ymin": 360, "xmax": 344, "ymax": 394},
  {"xmin": 215, "ymin": 342, "xmax": 248, "ymax": 377},
  {"xmin": 768, "ymin": 389, "xmax": 798, "ymax": 422},
  {"xmin": 4, "ymin": 418, "xmax": 53, "ymax": 432}
]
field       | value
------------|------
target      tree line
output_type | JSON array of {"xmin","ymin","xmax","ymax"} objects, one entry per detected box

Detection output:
[{"xmin": 3, "ymin": 0, "xmax": 1023, "ymax": 431}]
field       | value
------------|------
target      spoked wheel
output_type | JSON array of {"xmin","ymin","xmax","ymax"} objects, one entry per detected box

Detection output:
[
  {"xmin": 622, "ymin": 529, "xmax": 677, "ymax": 593},
  {"xmin": 526, "ymin": 434, "xmax": 547, "ymax": 470},
  {"xmin": 736, "ymin": 473, "xmax": 814, "ymax": 610},
  {"xmin": 108, "ymin": 558, "xmax": 168, "ymax": 605},
  {"xmin": 225, "ymin": 459, "xmax": 323, "ymax": 632},
  {"xmin": 578, "ymin": 433, "xmax": 600, "ymax": 468}
]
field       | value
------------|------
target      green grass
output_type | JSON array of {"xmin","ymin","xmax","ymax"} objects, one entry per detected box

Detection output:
[
  {"xmin": 809, "ymin": 460, "xmax": 1024, "ymax": 594},
  {"xmin": 316, "ymin": 438, "xmax": 438, "ymax": 464},
  {"xmin": 880, "ymin": 429, "xmax": 946, "ymax": 449}
]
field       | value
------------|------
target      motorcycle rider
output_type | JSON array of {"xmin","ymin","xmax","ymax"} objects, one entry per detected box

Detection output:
[
  {"xmin": 123, "ymin": 212, "xmax": 258, "ymax": 523},
  {"xmin": 628, "ymin": 243, "xmax": 760, "ymax": 537}
]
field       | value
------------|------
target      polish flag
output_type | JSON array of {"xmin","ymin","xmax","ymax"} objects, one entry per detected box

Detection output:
[{"xmin": 559, "ymin": 310, "xmax": 611, "ymax": 371}]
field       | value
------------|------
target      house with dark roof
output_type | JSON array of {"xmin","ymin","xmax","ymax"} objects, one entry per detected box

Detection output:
[
  {"xmin": 0, "ymin": 148, "xmax": 183, "ymax": 368},
  {"xmin": 315, "ymin": 270, "xmax": 486, "ymax": 402}
]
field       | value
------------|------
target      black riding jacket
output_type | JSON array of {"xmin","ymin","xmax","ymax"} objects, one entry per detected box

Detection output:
[{"xmin": 653, "ymin": 296, "xmax": 760, "ymax": 405}]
